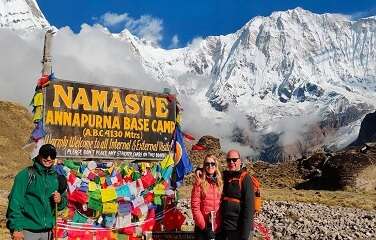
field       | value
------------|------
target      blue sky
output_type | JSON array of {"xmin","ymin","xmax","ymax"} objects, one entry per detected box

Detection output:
[{"xmin": 38, "ymin": 0, "xmax": 376, "ymax": 48}]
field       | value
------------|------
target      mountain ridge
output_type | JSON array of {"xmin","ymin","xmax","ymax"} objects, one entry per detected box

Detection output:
[
  {"xmin": 1, "ymin": 2, "xmax": 375, "ymax": 161},
  {"xmin": 0, "ymin": 0, "xmax": 49, "ymax": 30}
]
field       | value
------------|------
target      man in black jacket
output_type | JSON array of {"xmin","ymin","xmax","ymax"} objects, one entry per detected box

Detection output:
[{"xmin": 220, "ymin": 149, "xmax": 254, "ymax": 240}]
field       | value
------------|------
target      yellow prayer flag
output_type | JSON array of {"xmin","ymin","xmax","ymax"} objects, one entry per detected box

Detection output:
[
  {"xmin": 153, "ymin": 183, "xmax": 165, "ymax": 195},
  {"xmin": 101, "ymin": 187, "xmax": 117, "ymax": 202},
  {"xmin": 160, "ymin": 154, "xmax": 174, "ymax": 169},
  {"xmin": 33, "ymin": 92, "xmax": 44, "ymax": 106},
  {"xmin": 88, "ymin": 182, "xmax": 98, "ymax": 192},
  {"xmin": 100, "ymin": 177, "xmax": 106, "ymax": 185},
  {"xmin": 102, "ymin": 202, "xmax": 118, "ymax": 214},
  {"xmin": 126, "ymin": 168, "xmax": 134, "ymax": 177},
  {"xmin": 32, "ymin": 106, "xmax": 43, "ymax": 122}
]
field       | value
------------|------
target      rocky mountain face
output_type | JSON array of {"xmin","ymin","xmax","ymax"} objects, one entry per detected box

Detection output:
[
  {"xmin": 0, "ymin": 0, "xmax": 49, "ymax": 30},
  {"xmin": 1, "ymin": 2, "xmax": 376, "ymax": 162},
  {"xmin": 351, "ymin": 111, "xmax": 376, "ymax": 146}
]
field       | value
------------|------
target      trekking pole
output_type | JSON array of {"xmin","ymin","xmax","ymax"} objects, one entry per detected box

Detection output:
[
  {"xmin": 208, "ymin": 211, "xmax": 215, "ymax": 240},
  {"xmin": 54, "ymin": 194, "xmax": 58, "ymax": 240}
]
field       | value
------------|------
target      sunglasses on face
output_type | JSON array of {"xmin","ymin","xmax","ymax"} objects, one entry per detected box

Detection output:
[
  {"xmin": 226, "ymin": 158, "xmax": 239, "ymax": 163},
  {"xmin": 41, "ymin": 154, "xmax": 56, "ymax": 160},
  {"xmin": 204, "ymin": 162, "xmax": 216, "ymax": 167}
]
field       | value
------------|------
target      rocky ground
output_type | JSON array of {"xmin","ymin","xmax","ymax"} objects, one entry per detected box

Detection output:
[
  {"xmin": 178, "ymin": 199, "xmax": 376, "ymax": 240},
  {"xmin": 0, "ymin": 102, "xmax": 375, "ymax": 239}
]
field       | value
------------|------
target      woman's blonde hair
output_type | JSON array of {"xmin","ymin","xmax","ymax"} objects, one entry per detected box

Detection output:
[{"xmin": 199, "ymin": 154, "xmax": 223, "ymax": 194}]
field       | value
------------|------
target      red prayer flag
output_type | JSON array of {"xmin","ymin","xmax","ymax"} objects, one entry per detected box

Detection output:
[
  {"xmin": 192, "ymin": 144, "xmax": 207, "ymax": 151},
  {"xmin": 183, "ymin": 132, "xmax": 195, "ymax": 141},
  {"xmin": 37, "ymin": 75, "xmax": 50, "ymax": 87}
]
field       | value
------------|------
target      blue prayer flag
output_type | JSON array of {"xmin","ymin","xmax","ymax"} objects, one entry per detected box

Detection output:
[{"xmin": 174, "ymin": 125, "xmax": 193, "ymax": 182}]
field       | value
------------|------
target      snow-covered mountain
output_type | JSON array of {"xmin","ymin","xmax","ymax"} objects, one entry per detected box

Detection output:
[
  {"xmin": 118, "ymin": 8, "xmax": 376, "ymax": 161},
  {"xmin": 1, "ymin": 2, "xmax": 375, "ymax": 162},
  {"xmin": 0, "ymin": 0, "xmax": 49, "ymax": 30}
]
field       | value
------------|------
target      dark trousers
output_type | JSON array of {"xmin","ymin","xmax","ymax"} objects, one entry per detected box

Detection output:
[
  {"xmin": 194, "ymin": 226, "xmax": 219, "ymax": 240},
  {"xmin": 219, "ymin": 230, "xmax": 253, "ymax": 240}
]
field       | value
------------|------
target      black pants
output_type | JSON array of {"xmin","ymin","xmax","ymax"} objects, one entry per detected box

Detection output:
[
  {"xmin": 194, "ymin": 226, "xmax": 219, "ymax": 240},
  {"xmin": 218, "ymin": 230, "xmax": 253, "ymax": 240}
]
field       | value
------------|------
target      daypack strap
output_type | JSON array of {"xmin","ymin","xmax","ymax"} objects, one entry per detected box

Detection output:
[
  {"xmin": 238, "ymin": 170, "xmax": 248, "ymax": 192},
  {"xmin": 27, "ymin": 166, "xmax": 36, "ymax": 189},
  {"xmin": 223, "ymin": 196, "xmax": 240, "ymax": 203}
]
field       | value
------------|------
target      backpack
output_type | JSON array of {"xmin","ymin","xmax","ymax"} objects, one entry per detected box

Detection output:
[{"xmin": 239, "ymin": 171, "xmax": 262, "ymax": 214}]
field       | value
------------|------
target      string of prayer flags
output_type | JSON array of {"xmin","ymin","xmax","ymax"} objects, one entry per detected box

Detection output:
[
  {"xmin": 58, "ymin": 160, "xmax": 190, "ymax": 237},
  {"xmin": 29, "ymin": 73, "xmax": 57, "ymax": 159}
]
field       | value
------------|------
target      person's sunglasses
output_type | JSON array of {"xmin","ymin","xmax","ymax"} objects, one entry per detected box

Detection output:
[
  {"xmin": 204, "ymin": 162, "xmax": 216, "ymax": 167},
  {"xmin": 41, "ymin": 154, "xmax": 56, "ymax": 160},
  {"xmin": 226, "ymin": 158, "xmax": 239, "ymax": 163}
]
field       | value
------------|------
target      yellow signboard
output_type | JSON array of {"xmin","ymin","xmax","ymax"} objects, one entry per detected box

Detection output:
[{"xmin": 43, "ymin": 80, "xmax": 176, "ymax": 160}]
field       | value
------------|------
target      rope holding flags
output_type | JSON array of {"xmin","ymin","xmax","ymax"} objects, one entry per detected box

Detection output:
[{"xmin": 53, "ymin": 159, "xmax": 188, "ymax": 239}]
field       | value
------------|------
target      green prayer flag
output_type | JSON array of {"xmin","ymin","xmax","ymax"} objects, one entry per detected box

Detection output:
[
  {"xmin": 132, "ymin": 171, "xmax": 141, "ymax": 180},
  {"xmin": 88, "ymin": 197, "xmax": 102, "ymax": 211},
  {"xmin": 154, "ymin": 195, "xmax": 162, "ymax": 205},
  {"xmin": 94, "ymin": 176, "xmax": 100, "ymax": 184},
  {"xmin": 89, "ymin": 189, "xmax": 101, "ymax": 200},
  {"xmin": 72, "ymin": 211, "xmax": 88, "ymax": 223},
  {"xmin": 64, "ymin": 159, "xmax": 80, "ymax": 171}
]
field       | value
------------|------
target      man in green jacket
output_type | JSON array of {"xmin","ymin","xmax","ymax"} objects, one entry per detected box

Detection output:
[{"xmin": 6, "ymin": 144, "xmax": 67, "ymax": 240}]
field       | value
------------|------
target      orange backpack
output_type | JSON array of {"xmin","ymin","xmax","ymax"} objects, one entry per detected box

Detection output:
[{"xmin": 239, "ymin": 172, "xmax": 262, "ymax": 214}]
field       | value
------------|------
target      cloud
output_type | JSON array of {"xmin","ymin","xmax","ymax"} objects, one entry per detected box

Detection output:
[
  {"xmin": 98, "ymin": 12, "xmax": 163, "ymax": 46},
  {"xmin": 100, "ymin": 12, "xmax": 129, "ymax": 27},
  {"xmin": 272, "ymin": 113, "xmax": 320, "ymax": 146},
  {"xmin": 0, "ymin": 25, "xmax": 317, "ymax": 162},
  {"xmin": 124, "ymin": 15, "xmax": 163, "ymax": 45},
  {"xmin": 168, "ymin": 34, "xmax": 179, "ymax": 49},
  {"xmin": 0, "ymin": 26, "xmax": 258, "ymax": 159},
  {"xmin": 0, "ymin": 25, "xmax": 168, "ymax": 106},
  {"xmin": 188, "ymin": 37, "xmax": 204, "ymax": 49}
]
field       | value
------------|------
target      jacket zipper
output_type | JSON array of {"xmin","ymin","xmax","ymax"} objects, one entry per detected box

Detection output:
[{"xmin": 44, "ymin": 173, "xmax": 48, "ymax": 229}]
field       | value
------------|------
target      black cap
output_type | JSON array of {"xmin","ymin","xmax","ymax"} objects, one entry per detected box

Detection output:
[{"xmin": 38, "ymin": 144, "xmax": 57, "ymax": 159}]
